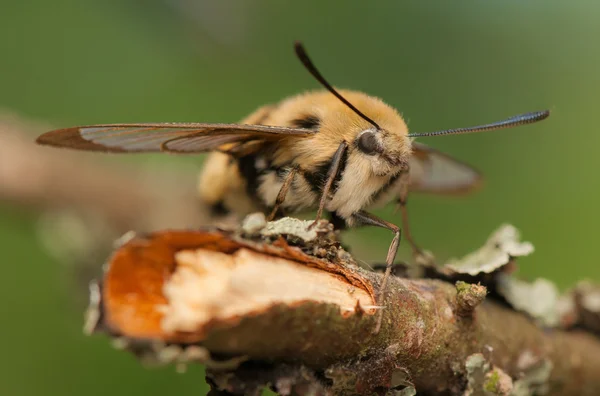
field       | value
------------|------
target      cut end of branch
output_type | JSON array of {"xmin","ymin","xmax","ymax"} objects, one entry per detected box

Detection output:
[
  {"xmin": 90, "ymin": 218, "xmax": 377, "ymax": 345},
  {"xmin": 161, "ymin": 247, "xmax": 374, "ymax": 335}
]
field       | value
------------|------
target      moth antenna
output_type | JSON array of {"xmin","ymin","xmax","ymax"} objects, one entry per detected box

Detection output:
[
  {"xmin": 407, "ymin": 110, "xmax": 550, "ymax": 138},
  {"xmin": 294, "ymin": 41, "xmax": 381, "ymax": 130}
]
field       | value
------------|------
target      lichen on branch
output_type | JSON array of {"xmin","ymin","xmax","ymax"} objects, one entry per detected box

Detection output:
[{"xmin": 84, "ymin": 214, "xmax": 600, "ymax": 395}]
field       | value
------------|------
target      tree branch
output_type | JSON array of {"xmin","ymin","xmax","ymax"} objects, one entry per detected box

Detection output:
[{"xmin": 86, "ymin": 216, "xmax": 600, "ymax": 396}]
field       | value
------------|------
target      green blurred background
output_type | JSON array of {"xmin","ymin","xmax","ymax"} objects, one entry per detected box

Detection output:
[{"xmin": 1, "ymin": 1, "xmax": 599, "ymax": 395}]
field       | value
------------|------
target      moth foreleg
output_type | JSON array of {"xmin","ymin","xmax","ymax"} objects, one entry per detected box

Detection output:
[
  {"xmin": 310, "ymin": 141, "xmax": 348, "ymax": 227},
  {"xmin": 351, "ymin": 210, "xmax": 401, "ymax": 334},
  {"xmin": 267, "ymin": 165, "xmax": 299, "ymax": 221},
  {"xmin": 395, "ymin": 171, "xmax": 433, "ymax": 265}
]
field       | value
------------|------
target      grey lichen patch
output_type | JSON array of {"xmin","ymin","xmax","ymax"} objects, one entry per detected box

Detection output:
[
  {"xmin": 578, "ymin": 282, "xmax": 600, "ymax": 314},
  {"xmin": 496, "ymin": 274, "xmax": 560, "ymax": 327},
  {"xmin": 392, "ymin": 386, "xmax": 417, "ymax": 396},
  {"xmin": 569, "ymin": 281, "xmax": 600, "ymax": 333},
  {"xmin": 249, "ymin": 215, "xmax": 341, "ymax": 260},
  {"xmin": 555, "ymin": 293, "xmax": 578, "ymax": 328},
  {"xmin": 579, "ymin": 282, "xmax": 600, "ymax": 313},
  {"xmin": 241, "ymin": 212, "xmax": 267, "ymax": 235},
  {"xmin": 113, "ymin": 230, "xmax": 137, "ymax": 249},
  {"xmin": 112, "ymin": 339, "xmax": 248, "ymax": 372},
  {"xmin": 465, "ymin": 353, "xmax": 490, "ymax": 395},
  {"xmin": 388, "ymin": 364, "xmax": 413, "ymax": 390},
  {"xmin": 83, "ymin": 280, "xmax": 103, "ymax": 335},
  {"xmin": 464, "ymin": 353, "xmax": 490, "ymax": 396},
  {"xmin": 390, "ymin": 367, "xmax": 417, "ymax": 395},
  {"xmin": 511, "ymin": 358, "xmax": 552, "ymax": 396},
  {"xmin": 444, "ymin": 224, "xmax": 533, "ymax": 276},
  {"xmin": 261, "ymin": 216, "xmax": 332, "ymax": 242},
  {"xmin": 456, "ymin": 281, "xmax": 487, "ymax": 317},
  {"xmin": 464, "ymin": 353, "xmax": 513, "ymax": 396}
]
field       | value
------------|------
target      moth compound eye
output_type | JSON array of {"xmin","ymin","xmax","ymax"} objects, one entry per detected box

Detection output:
[{"xmin": 357, "ymin": 131, "xmax": 380, "ymax": 155}]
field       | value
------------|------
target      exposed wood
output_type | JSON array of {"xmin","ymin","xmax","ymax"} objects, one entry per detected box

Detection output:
[{"xmin": 90, "ymin": 226, "xmax": 600, "ymax": 395}]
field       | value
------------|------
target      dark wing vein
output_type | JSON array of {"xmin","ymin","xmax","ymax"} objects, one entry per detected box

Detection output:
[{"xmin": 36, "ymin": 123, "xmax": 316, "ymax": 153}]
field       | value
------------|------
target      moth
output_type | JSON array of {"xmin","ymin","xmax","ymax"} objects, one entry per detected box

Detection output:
[{"xmin": 36, "ymin": 42, "xmax": 549, "ymax": 331}]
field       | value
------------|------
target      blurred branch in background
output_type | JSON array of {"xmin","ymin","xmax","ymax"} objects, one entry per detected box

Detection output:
[
  {"xmin": 0, "ymin": 111, "xmax": 149, "ymax": 229},
  {"xmin": 0, "ymin": 111, "xmax": 232, "ymax": 285}
]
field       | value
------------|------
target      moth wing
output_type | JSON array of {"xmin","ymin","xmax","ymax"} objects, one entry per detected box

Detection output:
[
  {"xmin": 409, "ymin": 142, "xmax": 482, "ymax": 194},
  {"xmin": 36, "ymin": 123, "xmax": 316, "ymax": 154}
]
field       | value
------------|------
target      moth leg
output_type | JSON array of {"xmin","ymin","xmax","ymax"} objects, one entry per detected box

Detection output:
[
  {"xmin": 395, "ymin": 171, "xmax": 434, "ymax": 265},
  {"xmin": 309, "ymin": 141, "xmax": 348, "ymax": 228},
  {"xmin": 351, "ymin": 210, "xmax": 401, "ymax": 334},
  {"xmin": 267, "ymin": 165, "xmax": 299, "ymax": 221}
]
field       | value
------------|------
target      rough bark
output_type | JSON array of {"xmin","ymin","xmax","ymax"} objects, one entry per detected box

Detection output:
[{"xmin": 86, "ymin": 220, "xmax": 600, "ymax": 396}]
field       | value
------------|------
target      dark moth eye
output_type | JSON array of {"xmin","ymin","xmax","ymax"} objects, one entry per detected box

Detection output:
[{"xmin": 357, "ymin": 131, "xmax": 380, "ymax": 155}]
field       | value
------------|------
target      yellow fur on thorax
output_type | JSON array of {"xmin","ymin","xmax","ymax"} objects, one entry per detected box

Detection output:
[
  {"xmin": 198, "ymin": 89, "xmax": 410, "ymax": 215},
  {"xmin": 268, "ymin": 90, "xmax": 409, "ymax": 170}
]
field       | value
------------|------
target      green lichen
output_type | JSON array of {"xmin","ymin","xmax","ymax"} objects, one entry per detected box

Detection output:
[
  {"xmin": 456, "ymin": 280, "xmax": 470, "ymax": 293},
  {"xmin": 483, "ymin": 370, "xmax": 500, "ymax": 393},
  {"xmin": 465, "ymin": 354, "xmax": 513, "ymax": 396}
]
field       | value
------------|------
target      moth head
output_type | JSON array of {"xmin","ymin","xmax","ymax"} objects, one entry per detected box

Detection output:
[
  {"xmin": 353, "ymin": 124, "xmax": 411, "ymax": 175},
  {"xmin": 294, "ymin": 42, "xmax": 412, "ymax": 175}
]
